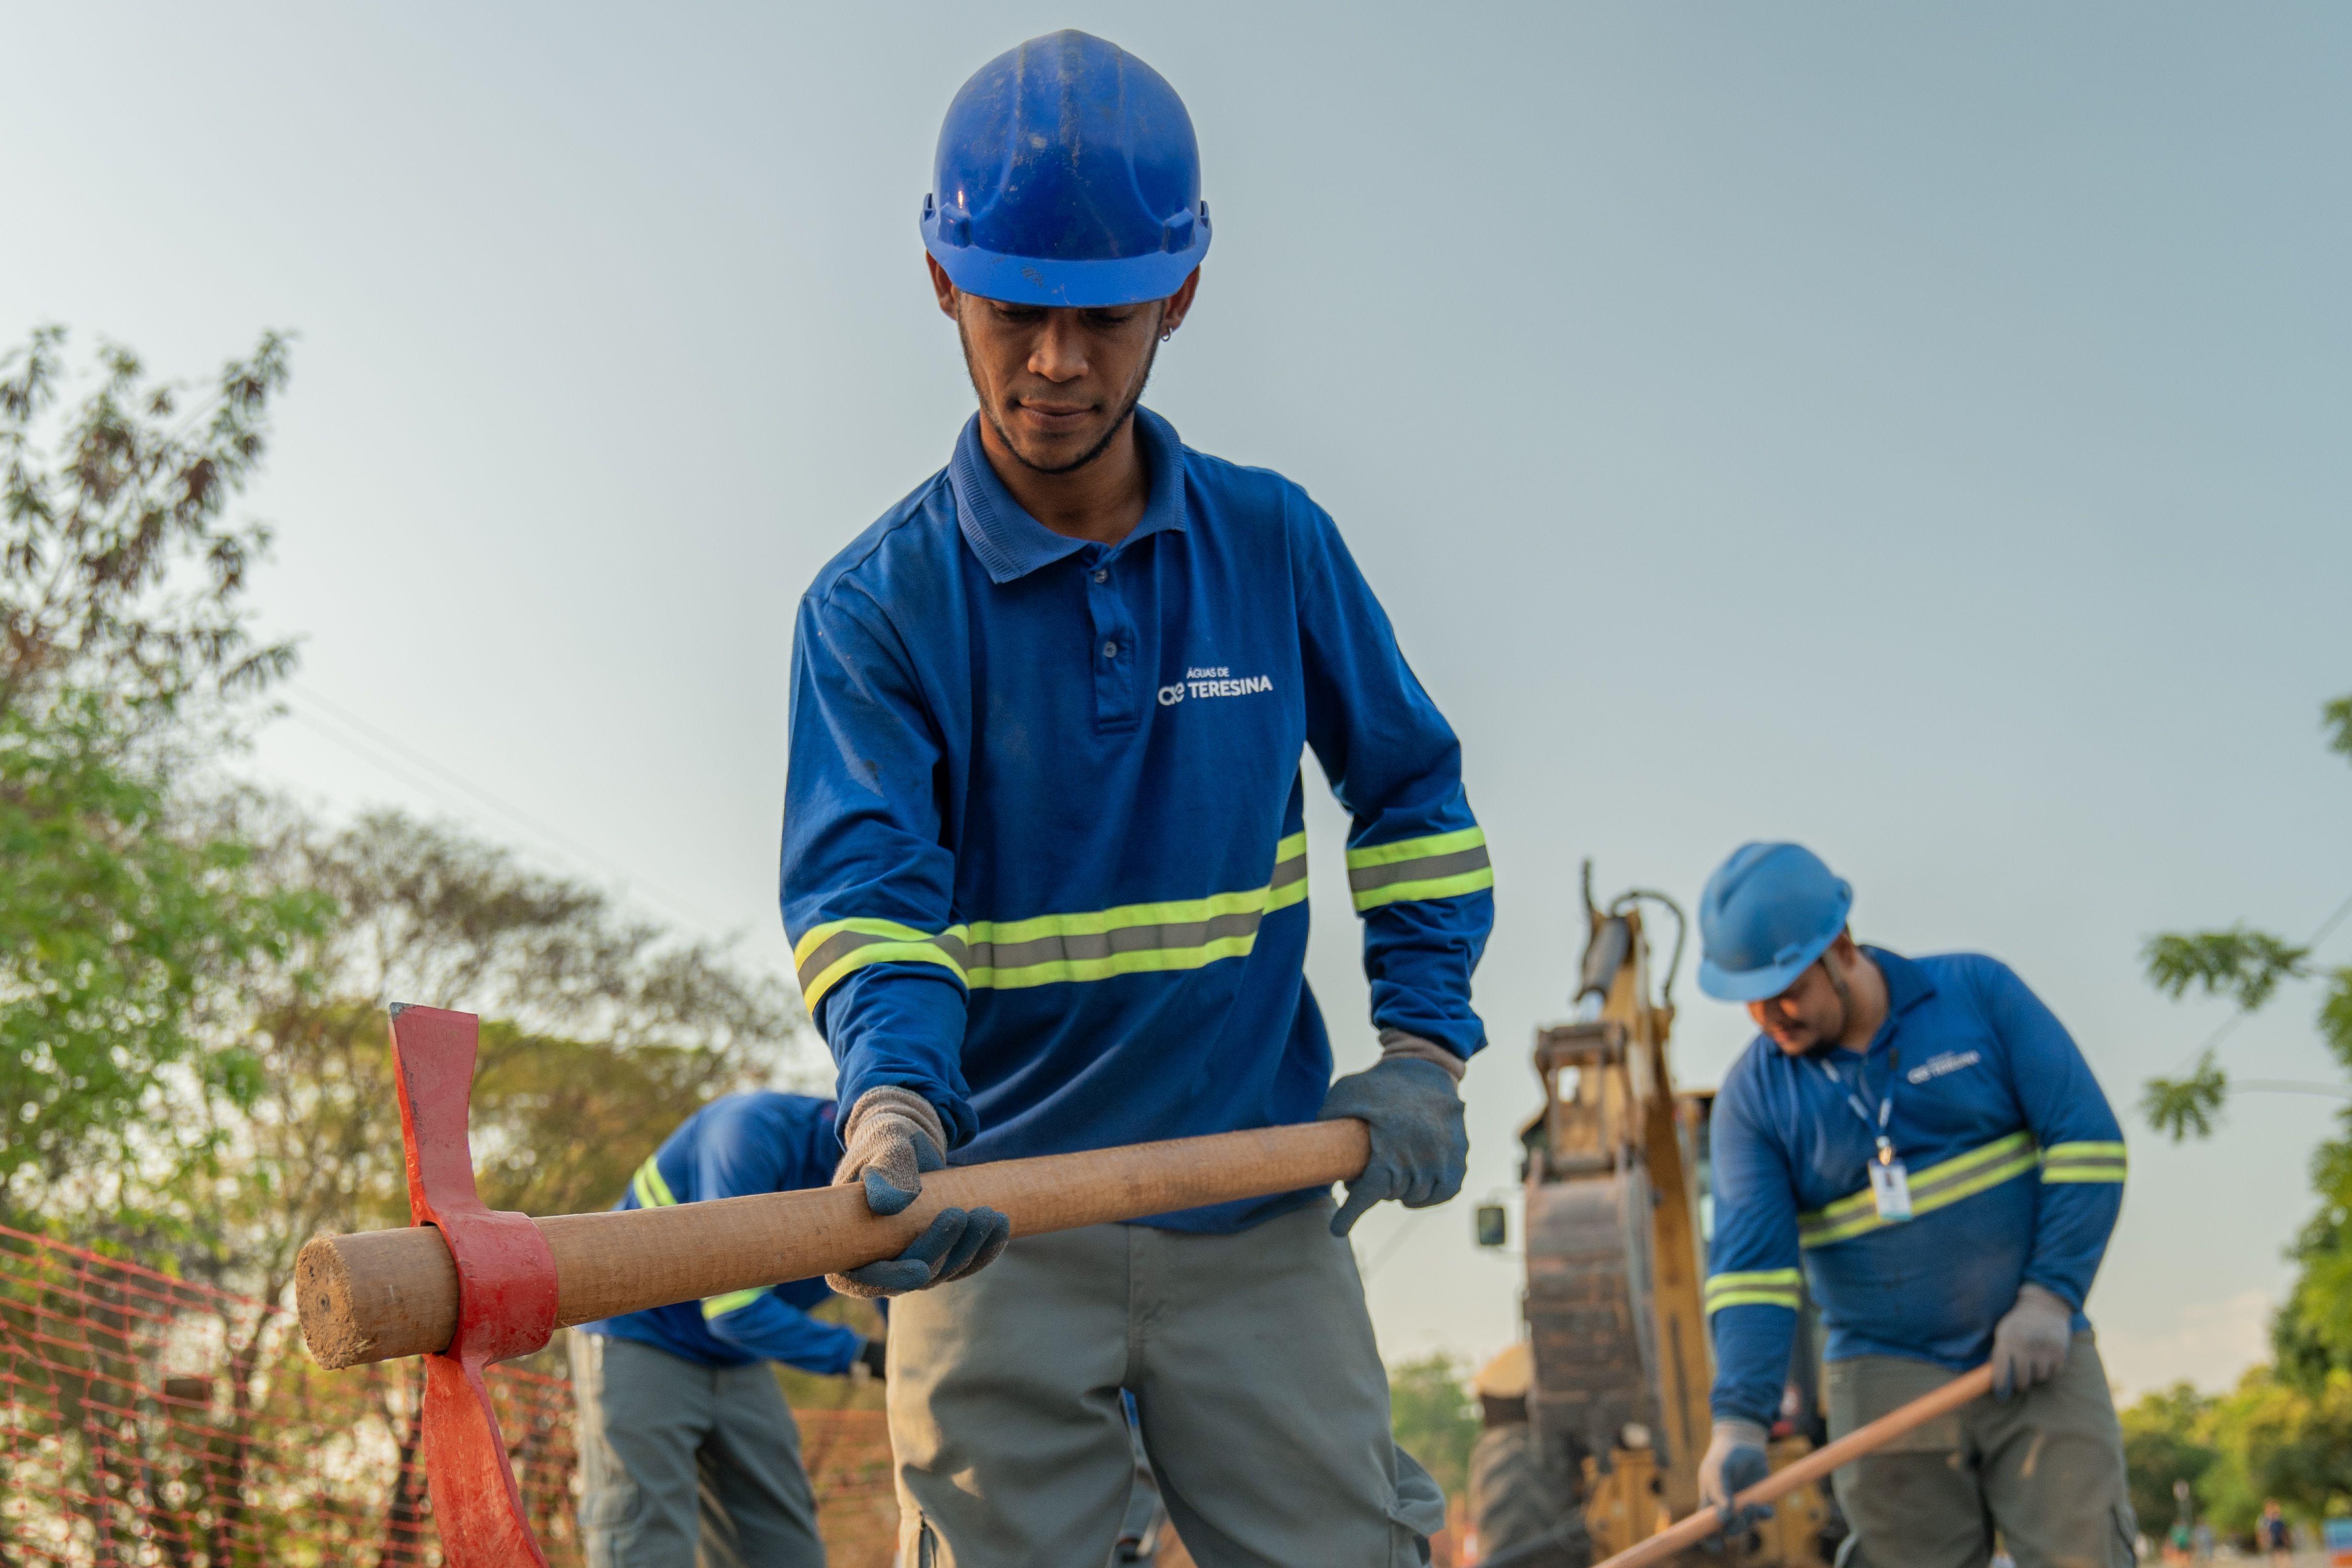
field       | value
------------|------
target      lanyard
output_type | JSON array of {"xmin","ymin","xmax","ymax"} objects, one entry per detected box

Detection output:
[{"xmin": 1818, "ymin": 1051, "xmax": 1899, "ymax": 1167}]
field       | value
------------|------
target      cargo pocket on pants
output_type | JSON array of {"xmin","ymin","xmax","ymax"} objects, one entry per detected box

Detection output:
[
  {"xmin": 1387, "ymin": 1445, "xmax": 1450, "ymax": 1566},
  {"xmin": 578, "ymin": 1480, "xmax": 640, "ymax": 1567}
]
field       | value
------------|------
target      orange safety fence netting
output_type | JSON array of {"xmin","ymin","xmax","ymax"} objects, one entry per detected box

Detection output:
[{"xmin": 0, "ymin": 1224, "xmax": 899, "ymax": 1567}]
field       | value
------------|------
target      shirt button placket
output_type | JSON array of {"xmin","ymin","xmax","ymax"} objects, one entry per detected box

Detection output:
[{"xmin": 1085, "ymin": 551, "xmax": 1139, "ymax": 734}]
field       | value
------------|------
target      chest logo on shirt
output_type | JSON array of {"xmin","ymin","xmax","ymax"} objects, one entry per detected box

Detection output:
[
  {"xmin": 1905, "ymin": 1049, "xmax": 1982, "ymax": 1085},
  {"xmin": 1158, "ymin": 666, "xmax": 1275, "ymax": 707}
]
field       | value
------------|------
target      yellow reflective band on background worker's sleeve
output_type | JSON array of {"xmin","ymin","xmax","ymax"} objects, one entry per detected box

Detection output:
[
  {"xmin": 1345, "ymin": 826, "xmax": 1493, "ymax": 913},
  {"xmin": 956, "ymin": 834, "xmax": 1308, "ymax": 991},
  {"xmin": 631, "ymin": 1156, "xmax": 678, "ymax": 1210},
  {"xmin": 1704, "ymin": 1267, "xmax": 1803, "ymax": 1314},
  {"xmin": 2039, "ymin": 1140, "xmax": 2128, "ymax": 1184},
  {"xmin": 1798, "ymin": 1131, "xmax": 2039, "ymax": 1248},
  {"xmin": 700, "ymin": 1289, "xmax": 767, "ymax": 1320},
  {"xmin": 793, "ymin": 917, "xmax": 971, "ymax": 1009}
]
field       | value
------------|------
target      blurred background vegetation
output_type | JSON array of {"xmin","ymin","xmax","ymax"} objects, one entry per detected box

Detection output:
[
  {"xmin": 2128, "ymin": 690, "xmax": 2352, "ymax": 1538},
  {"xmin": 0, "ymin": 325, "xmax": 812, "ymax": 1306}
]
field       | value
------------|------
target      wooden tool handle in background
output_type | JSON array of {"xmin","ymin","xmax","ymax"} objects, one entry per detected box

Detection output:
[
  {"xmin": 1591, "ymin": 1362, "xmax": 1998, "ymax": 1568},
  {"xmin": 298, "ymin": 1118, "xmax": 1370, "ymax": 1370}
]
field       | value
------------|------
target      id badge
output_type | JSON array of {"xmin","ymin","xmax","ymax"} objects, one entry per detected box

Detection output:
[{"xmin": 1868, "ymin": 1159, "xmax": 1913, "ymax": 1221}]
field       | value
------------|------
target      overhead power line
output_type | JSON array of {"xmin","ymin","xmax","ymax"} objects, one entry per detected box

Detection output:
[{"xmin": 273, "ymin": 680, "xmax": 755, "ymax": 952}]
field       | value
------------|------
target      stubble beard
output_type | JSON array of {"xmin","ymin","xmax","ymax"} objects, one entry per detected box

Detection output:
[{"xmin": 959, "ymin": 311, "xmax": 1163, "ymax": 477}]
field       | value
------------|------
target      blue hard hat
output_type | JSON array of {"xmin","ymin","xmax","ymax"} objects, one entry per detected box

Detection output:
[
  {"xmin": 1696, "ymin": 842, "xmax": 1855, "ymax": 1003},
  {"xmin": 923, "ymin": 31, "xmax": 1210, "ymax": 308}
]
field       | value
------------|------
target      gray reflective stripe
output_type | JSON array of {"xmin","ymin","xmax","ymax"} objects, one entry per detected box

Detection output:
[
  {"xmin": 1271, "ymin": 850, "xmax": 1307, "ymax": 889},
  {"xmin": 1346, "ymin": 843, "xmax": 1491, "ymax": 894},
  {"xmin": 966, "ymin": 909, "xmax": 1263, "ymax": 971},
  {"xmin": 793, "ymin": 927, "xmax": 970, "ymax": 993},
  {"xmin": 796, "ymin": 929, "xmax": 869, "ymax": 991}
]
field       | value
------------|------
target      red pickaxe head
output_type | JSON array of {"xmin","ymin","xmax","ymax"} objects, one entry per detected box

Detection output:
[{"xmin": 388, "ymin": 1005, "xmax": 557, "ymax": 1566}]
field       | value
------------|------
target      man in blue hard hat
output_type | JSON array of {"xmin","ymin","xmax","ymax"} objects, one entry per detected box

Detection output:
[
  {"xmin": 572, "ymin": 1090, "xmax": 897, "ymax": 1568},
  {"xmin": 1692, "ymin": 842, "xmax": 2134, "ymax": 1568},
  {"xmin": 778, "ymin": 29, "xmax": 1484, "ymax": 1567}
]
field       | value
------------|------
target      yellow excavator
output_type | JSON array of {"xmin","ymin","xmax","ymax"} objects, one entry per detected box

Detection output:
[{"xmin": 1466, "ymin": 867, "xmax": 1841, "ymax": 1567}]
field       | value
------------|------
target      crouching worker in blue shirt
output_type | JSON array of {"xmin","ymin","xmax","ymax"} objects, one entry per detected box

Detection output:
[
  {"xmin": 573, "ymin": 1090, "xmax": 955, "ymax": 1568},
  {"xmin": 1695, "ymin": 843, "xmax": 2134, "ymax": 1568}
]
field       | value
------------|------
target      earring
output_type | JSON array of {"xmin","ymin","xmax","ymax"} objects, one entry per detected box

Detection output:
[{"xmin": 1161, "ymin": 328, "xmax": 1174, "ymax": 342}]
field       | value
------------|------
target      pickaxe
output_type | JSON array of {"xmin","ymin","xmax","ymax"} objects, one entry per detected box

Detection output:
[{"xmin": 297, "ymin": 1004, "xmax": 1372, "ymax": 1564}]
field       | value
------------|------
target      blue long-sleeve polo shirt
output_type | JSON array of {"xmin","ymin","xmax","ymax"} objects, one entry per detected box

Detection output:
[
  {"xmin": 1705, "ymin": 948, "xmax": 2127, "ymax": 1428},
  {"xmin": 780, "ymin": 407, "xmax": 1493, "ymax": 1233},
  {"xmin": 579, "ymin": 1092, "xmax": 864, "ymax": 1374}
]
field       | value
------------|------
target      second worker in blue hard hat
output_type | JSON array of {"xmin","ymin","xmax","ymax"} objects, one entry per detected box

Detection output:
[
  {"xmin": 1694, "ymin": 842, "xmax": 2134, "ymax": 1568},
  {"xmin": 778, "ymin": 28, "xmax": 1486, "ymax": 1566}
]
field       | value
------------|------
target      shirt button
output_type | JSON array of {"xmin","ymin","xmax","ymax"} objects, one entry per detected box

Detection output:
[
  {"xmin": 1093, "ymin": 569, "xmax": 1108, "ymax": 584},
  {"xmin": 1103, "ymin": 641, "xmax": 1118, "ymax": 658}
]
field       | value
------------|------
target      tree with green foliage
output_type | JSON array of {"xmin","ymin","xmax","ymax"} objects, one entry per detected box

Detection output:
[
  {"xmin": 2122, "ymin": 1367, "xmax": 2352, "ymax": 1539},
  {"xmin": 2141, "ymin": 694, "xmax": 2352, "ymax": 1384},
  {"xmin": 0, "ymin": 327, "xmax": 322, "ymax": 1227},
  {"xmin": 1389, "ymin": 1353, "xmax": 1481, "ymax": 1501}
]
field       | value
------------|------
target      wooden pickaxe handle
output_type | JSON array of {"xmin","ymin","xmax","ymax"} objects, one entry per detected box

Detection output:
[
  {"xmin": 298, "ymin": 1118, "xmax": 1371, "ymax": 1370},
  {"xmin": 1589, "ymin": 1362, "xmax": 1998, "ymax": 1568}
]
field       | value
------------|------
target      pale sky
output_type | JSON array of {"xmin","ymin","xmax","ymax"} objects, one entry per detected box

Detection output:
[{"xmin": 7, "ymin": 4, "xmax": 2348, "ymax": 1398}]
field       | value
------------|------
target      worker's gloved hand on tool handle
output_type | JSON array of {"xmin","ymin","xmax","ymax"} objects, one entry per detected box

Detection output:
[
  {"xmin": 827, "ymin": 1087, "xmax": 1011, "ymax": 1298},
  {"xmin": 1317, "ymin": 1033, "xmax": 1469, "ymax": 1238},
  {"xmin": 1989, "ymin": 1281, "xmax": 2074, "ymax": 1398},
  {"xmin": 1699, "ymin": 1419, "xmax": 1773, "ymax": 1535}
]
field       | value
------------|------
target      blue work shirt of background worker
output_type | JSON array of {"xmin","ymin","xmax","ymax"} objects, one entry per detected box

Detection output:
[
  {"xmin": 1704, "ymin": 947, "xmax": 2128, "ymax": 1428},
  {"xmin": 779, "ymin": 406, "xmax": 1494, "ymax": 1232},
  {"xmin": 578, "ymin": 1091, "xmax": 867, "ymax": 1374}
]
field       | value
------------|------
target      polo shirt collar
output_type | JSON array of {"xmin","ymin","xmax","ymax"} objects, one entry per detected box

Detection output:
[
  {"xmin": 949, "ymin": 406, "xmax": 1189, "ymax": 585},
  {"xmin": 1865, "ymin": 947, "xmax": 1936, "ymax": 1018}
]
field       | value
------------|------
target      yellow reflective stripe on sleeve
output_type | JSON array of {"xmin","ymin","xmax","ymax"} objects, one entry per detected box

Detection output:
[
  {"xmin": 793, "ymin": 917, "xmax": 970, "ymax": 1009},
  {"xmin": 1798, "ymin": 1131, "xmax": 2039, "ymax": 1248},
  {"xmin": 1346, "ymin": 826, "xmax": 1493, "ymax": 913},
  {"xmin": 1705, "ymin": 1268, "xmax": 1802, "ymax": 1314},
  {"xmin": 701, "ymin": 1289, "xmax": 767, "ymax": 1319},
  {"xmin": 631, "ymin": 1156, "xmax": 678, "ymax": 1211},
  {"xmin": 957, "ymin": 834, "xmax": 1308, "ymax": 991},
  {"xmin": 2040, "ymin": 1140, "xmax": 2128, "ymax": 1184}
]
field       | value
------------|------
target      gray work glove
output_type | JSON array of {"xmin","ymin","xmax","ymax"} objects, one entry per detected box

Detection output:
[
  {"xmin": 1989, "ymin": 1281, "xmax": 2074, "ymax": 1398},
  {"xmin": 827, "ymin": 1087, "xmax": 1010, "ymax": 1299},
  {"xmin": 1698, "ymin": 1419, "xmax": 1773, "ymax": 1534},
  {"xmin": 1317, "ymin": 1041, "xmax": 1468, "ymax": 1238}
]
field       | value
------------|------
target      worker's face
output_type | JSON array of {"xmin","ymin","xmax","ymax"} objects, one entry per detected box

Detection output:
[
  {"xmin": 930, "ymin": 257, "xmax": 1200, "ymax": 474},
  {"xmin": 1748, "ymin": 945, "xmax": 1852, "ymax": 1056}
]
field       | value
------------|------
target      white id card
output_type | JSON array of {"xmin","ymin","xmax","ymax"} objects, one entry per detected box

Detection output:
[{"xmin": 1868, "ymin": 1159, "xmax": 1913, "ymax": 1221}]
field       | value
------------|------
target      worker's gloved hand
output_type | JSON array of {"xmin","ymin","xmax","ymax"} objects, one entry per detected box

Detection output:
[
  {"xmin": 1990, "ymin": 1281, "xmax": 2075, "ymax": 1398},
  {"xmin": 856, "ymin": 1337, "xmax": 887, "ymax": 1380},
  {"xmin": 1698, "ymin": 1419, "xmax": 1773, "ymax": 1534},
  {"xmin": 1318, "ymin": 1043, "xmax": 1468, "ymax": 1238},
  {"xmin": 832, "ymin": 1086, "xmax": 950, "ymax": 1216},
  {"xmin": 827, "ymin": 1087, "xmax": 1011, "ymax": 1297}
]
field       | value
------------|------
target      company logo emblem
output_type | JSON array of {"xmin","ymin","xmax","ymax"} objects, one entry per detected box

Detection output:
[
  {"xmin": 1906, "ymin": 1049, "xmax": 1982, "ymax": 1085},
  {"xmin": 1161, "ymin": 666, "xmax": 1273, "ymax": 708}
]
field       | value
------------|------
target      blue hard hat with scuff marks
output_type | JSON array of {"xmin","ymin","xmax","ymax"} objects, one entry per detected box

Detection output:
[
  {"xmin": 1697, "ymin": 842, "xmax": 1855, "ymax": 1003},
  {"xmin": 923, "ymin": 30, "xmax": 1210, "ymax": 309}
]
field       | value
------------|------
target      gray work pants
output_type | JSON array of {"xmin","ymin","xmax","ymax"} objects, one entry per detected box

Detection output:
[
  {"xmin": 885, "ymin": 1196, "xmax": 1447, "ymax": 1568},
  {"xmin": 1828, "ymin": 1332, "xmax": 2136, "ymax": 1568},
  {"xmin": 570, "ymin": 1330, "xmax": 827, "ymax": 1568}
]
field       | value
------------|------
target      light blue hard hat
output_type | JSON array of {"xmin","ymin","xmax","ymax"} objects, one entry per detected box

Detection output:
[
  {"xmin": 923, "ymin": 31, "xmax": 1211, "ymax": 308},
  {"xmin": 1696, "ymin": 842, "xmax": 1854, "ymax": 1003}
]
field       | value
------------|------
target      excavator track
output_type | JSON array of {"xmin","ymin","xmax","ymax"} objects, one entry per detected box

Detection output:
[{"xmin": 1523, "ymin": 1159, "xmax": 1661, "ymax": 1468}]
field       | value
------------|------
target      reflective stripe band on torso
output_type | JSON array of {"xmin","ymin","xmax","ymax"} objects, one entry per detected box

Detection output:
[
  {"xmin": 794, "ymin": 833, "xmax": 1308, "ymax": 1006},
  {"xmin": 1345, "ymin": 826, "xmax": 1492, "ymax": 912},
  {"xmin": 1798, "ymin": 1130, "xmax": 2039, "ymax": 1248}
]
